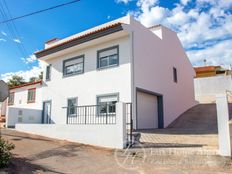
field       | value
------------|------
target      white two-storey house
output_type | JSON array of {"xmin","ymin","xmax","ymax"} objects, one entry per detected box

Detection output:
[{"xmin": 35, "ymin": 16, "xmax": 196, "ymax": 130}]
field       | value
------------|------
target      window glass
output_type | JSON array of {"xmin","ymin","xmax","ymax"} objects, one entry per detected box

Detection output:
[
  {"xmin": 63, "ymin": 56, "xmax": 84, "ymax": 76},
  {"xmin": 8, "ymin": 93, "xmax": 14, "ymax": 105},
  {"xmin": 46, "ymin": 65, "xmax": 51, "ymax": 81},
  {"xmin": 27, "ymin": 89, "xmax": 36, "ymax": 103},
  {"xmin": 98, "ymin": 46, "xmax": 118, "ymax": 69},
  {"xmin": 68, "ymin": 98, "xmax": 77, "ymax": 116},
  {"xmin": 97, "ymin": 95, "xmax": 118, "ymax": 114},
  {"xmin": 109, "ymin": 55, "xmax": 118, "ymax": 66},
  {"xmin": 173, "ymin": 67, "xmax": 178, "ymax": 83}
]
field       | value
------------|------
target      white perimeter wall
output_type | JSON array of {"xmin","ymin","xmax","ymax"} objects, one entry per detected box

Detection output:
[
  {"xmin": 194, "ymin": 76, "xmax": 232, "ymax": 103},
  {"xmin": 128, "ymin": 19, "xmax": 196, "ymax": 128},
  {"xmin": 6, "ymin": 84, "xmax": 43, "ymax": 127},
  {"xmin": 41, "ymin": 34, "xmax": 132, "ymax": 124},
  {"xmin": 0, "ymin": 100, "xmax": 7, "ymax": 116},
  {"xmin": 16, "ymin": 102, "xmax": 127, "ymax": 149}
]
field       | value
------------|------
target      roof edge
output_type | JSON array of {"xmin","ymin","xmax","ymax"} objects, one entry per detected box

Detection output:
[
  {"xmin": 35, "ymin": 23, "xmax": 124, "ymax": 59},
  {"xmin": 10, "ymin": 80, "xmax": 42, "ymax": 90}
]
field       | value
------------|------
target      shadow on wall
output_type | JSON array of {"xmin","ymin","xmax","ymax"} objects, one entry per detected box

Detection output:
[
  {"xmin": 229, "ymin": 104, "xmax": 232, "ymax": 120},
  {"xmin": 7, "ymin": 107, "xmax": 45, "ymax": 127}
]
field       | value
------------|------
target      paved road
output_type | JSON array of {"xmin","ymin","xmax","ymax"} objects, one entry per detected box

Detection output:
[{"xmin": 0, "ymin": 129, "xmax": 231, "ymax": 174}]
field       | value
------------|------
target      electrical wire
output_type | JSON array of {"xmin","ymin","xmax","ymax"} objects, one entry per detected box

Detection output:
[
  {"xmin": 0, "ymin": 0, "xmax": 27, "ymax": 57},
  {"xmin": 0, "ymin": 0, "xmax": 80, "ymax": 24}
]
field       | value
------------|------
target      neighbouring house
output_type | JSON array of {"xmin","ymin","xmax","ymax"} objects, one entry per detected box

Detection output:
[
  {"xmin": 15, "ymin": 16, "xmax": 196, "ymax": 148},
  {"xmin": 6, "ymin": 81, "xmax": 43, "ymax": 127},
  {"xmin": 194, "ymin": 66, "xmax": 230, "ymax": 78}
]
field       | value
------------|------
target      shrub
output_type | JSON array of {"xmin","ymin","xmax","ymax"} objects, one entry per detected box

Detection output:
[{"xmin": 0, "ymin": 137, "xmax": 15, "ymax": 168}]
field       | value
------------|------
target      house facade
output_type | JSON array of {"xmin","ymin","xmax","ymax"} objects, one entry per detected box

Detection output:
[
  {"xmin": 34, "ymin": 16, "xmax": 196, "ymax": 129},
  {"xmin": 6, "ymin": 81, "xmax": 43, "ymax": 127}
]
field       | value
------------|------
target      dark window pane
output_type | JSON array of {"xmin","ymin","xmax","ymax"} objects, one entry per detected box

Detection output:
[
  {"xmin": 99, "ymin": 57, "xmax": 108, "ymax": 68},
  {"xmin": 68, "ymin": 98, "xmax": 77, "ymax": 116},
  {"xmin": 109, "ymin": 55, "xmax": 118, "ymax": 65},
  {"xmin": 46, "ymin": 65, "xmax": 51, "ymax": 80},
  {"xmin": 64, "ymin": 56, "xmax": 84, "ymax": 76},
  {"xmin": 173, "ymin": 67, "xmax": 177, "ymax": 83}
]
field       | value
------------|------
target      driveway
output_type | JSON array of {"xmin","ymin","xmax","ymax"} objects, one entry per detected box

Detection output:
[{"xmin": 0, "ymin": 129, "xmax": 231, "ymax": 174}]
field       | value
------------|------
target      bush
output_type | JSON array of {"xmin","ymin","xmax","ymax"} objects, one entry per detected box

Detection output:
[{"xmin": 0, "ymin": 137, "xmax": 15, "ymax": 168}]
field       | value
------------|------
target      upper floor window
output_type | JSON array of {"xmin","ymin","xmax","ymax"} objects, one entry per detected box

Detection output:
[
  {"xmin": 97, "ymin": 45, "xmax": 119, "ymax": 69},
  {"xmin": 97, "ymin": 94, "xmax": 118, "ymax": 115},
  {"xmin": 173, "ymin": 67, "xmax": 178, "ymax": 83},
  {"xmin": 27, "ymin": 88, "xmax": 36, "ymax": 103},
  {"xmin": 67, "ymin": 98, "xmax": 77, "ymax": 117},
  {"xmin": 8, "ymin": 92, "xmax": 14, "ymax": 105},
  {"xmin": 46, "ymin": 65, "xmax": 51, "ymax": 81},
  {"xmin": 63, "ymin": 55, "xmax": 84, "ymax": 77}
]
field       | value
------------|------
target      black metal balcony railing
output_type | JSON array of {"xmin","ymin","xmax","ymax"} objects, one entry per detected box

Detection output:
[{"xmin": 66, "ymin": 104, "xmax": 116, "ymax": 124}]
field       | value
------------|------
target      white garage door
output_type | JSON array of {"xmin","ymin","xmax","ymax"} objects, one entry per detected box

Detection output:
[{"xmin": 137, "ymin": 91, "xmax": 158, "ymax": 129}]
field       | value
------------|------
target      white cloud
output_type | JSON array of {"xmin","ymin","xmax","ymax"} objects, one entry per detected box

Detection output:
[
  {"xmin": 13, "ymin": 39, "xmax": 21, "ymax": 43},
  {"xmin": 1, "ymin": 31, "xmax": 7, "ymax": 36},
  {"xmin": 0, "ymin": 38, "xmax": 6, "ymax": 42},
  {"xmin": 21, "ymin": 54, "xmax": 37, "ymax": 64},
  {"xmin": 187, "ymin": 39, "xmax": 232, "ymax": 66},
  {"xmin": 129, "ymin": 0, "xmax": 232, "ymax": 66},
  {"xmin": 116, "ymin": 0, "xmax": 131, "ymax": 4},
  {"xmin": 0, "ymin": 62, "xmax": 43, "ymax": 82},
  {"xmin": 180, "ymin": 0, "xmax": 191, "ymax": 5}
]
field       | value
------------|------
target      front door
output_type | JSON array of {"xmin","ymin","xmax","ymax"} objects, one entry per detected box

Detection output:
[{"xmin": 43, "ymin": 101, "xmax": 51, "ymax": 124}]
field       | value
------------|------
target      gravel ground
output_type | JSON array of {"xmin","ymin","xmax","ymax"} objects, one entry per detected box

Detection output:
[{"xmin": 0, "ymin": 129, "xmax": 231, "ymax": 174}]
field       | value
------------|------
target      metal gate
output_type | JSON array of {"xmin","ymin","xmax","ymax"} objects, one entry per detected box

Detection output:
[{"xmin": 126, "ymin": 103, "xmax": 133, "ymax": 147}]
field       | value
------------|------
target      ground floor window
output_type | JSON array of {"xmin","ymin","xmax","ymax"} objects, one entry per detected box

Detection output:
[
  {"xmin": 67, "ymin": 98, "xmax": 77, "ymax": 117},
  {"xmin": 27, "ymin": 88, "xmax": 36, "ymax": 103},
  {"xmin": 97, "ymin": 94, "xmax": 118, "ymax": 115}
]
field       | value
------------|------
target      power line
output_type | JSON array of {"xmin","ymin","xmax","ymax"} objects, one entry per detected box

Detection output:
[
  {"xmin": 0, "ymin": 0, "xmax": 80, "ymax": 24},
  {"xmin": 2, "ymin": 0, "xmax": 28, "ymax": 56},
  {"xmin": 0, "ymin": 0, "xmax": 27, "ymax": 57}
]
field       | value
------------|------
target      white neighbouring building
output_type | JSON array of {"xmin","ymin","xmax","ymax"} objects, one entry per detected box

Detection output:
[
  {"xmin": 6, "ymin": 81, "xmax": 43, "ymax": 127},
  {"xmin": 16, "ymin": 16, "xmax": 196, "ymax": 148}
]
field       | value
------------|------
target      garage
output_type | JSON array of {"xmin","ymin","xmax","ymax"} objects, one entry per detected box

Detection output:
[{"xmin": 137, "ymin": 91, "xmax": 160, "ymax": 129}]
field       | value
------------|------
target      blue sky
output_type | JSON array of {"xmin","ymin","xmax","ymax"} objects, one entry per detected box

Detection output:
[{"xmin": 0, "ymin": 0, "xmax": 232, "ymax": 81}]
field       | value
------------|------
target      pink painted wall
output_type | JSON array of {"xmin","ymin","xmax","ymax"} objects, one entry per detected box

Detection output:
[{"xmin": 129, "ymin": 18, "xmax": 196, "ymax": 128}]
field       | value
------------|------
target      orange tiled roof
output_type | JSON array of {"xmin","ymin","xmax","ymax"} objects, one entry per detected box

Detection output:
[
  {"xmin": 194, "ymin": 66, "xmax": 220, "ymax": 73},
  {"xmin": 35, "ymin": 22, "xmax": 122, "ymax": 56},
  {"xmin": 10, "ymin": 80, "xmax": 42, "ymax": 90}
]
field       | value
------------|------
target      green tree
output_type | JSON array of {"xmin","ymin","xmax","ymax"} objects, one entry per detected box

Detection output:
[
  {"xmin": 38, "ymin": 72, "xmax": 43, "ymax": 80},
  {"xmin": 29, "ymin": 77, "xmax": 37, "ymax": 83},
  {"xmin": 7, "ymin": 75, "xmax": 25, "ymax": 88},
  {"xmin": 29, "ymin": 72, "xmax": 43, "ymax": 83}
]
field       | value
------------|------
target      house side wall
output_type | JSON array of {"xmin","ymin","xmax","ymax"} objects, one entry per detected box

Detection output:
[
  {"xmin": 6, "ymin": 84, "xmax": 43, "ymax": 127},
  {"xmin": 131, "ymin": 19, "xmax": 196, "ymax": 128},
  {"xmin": 41, "ymin": 36, "xmax": 132, "ymax": 124}
]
